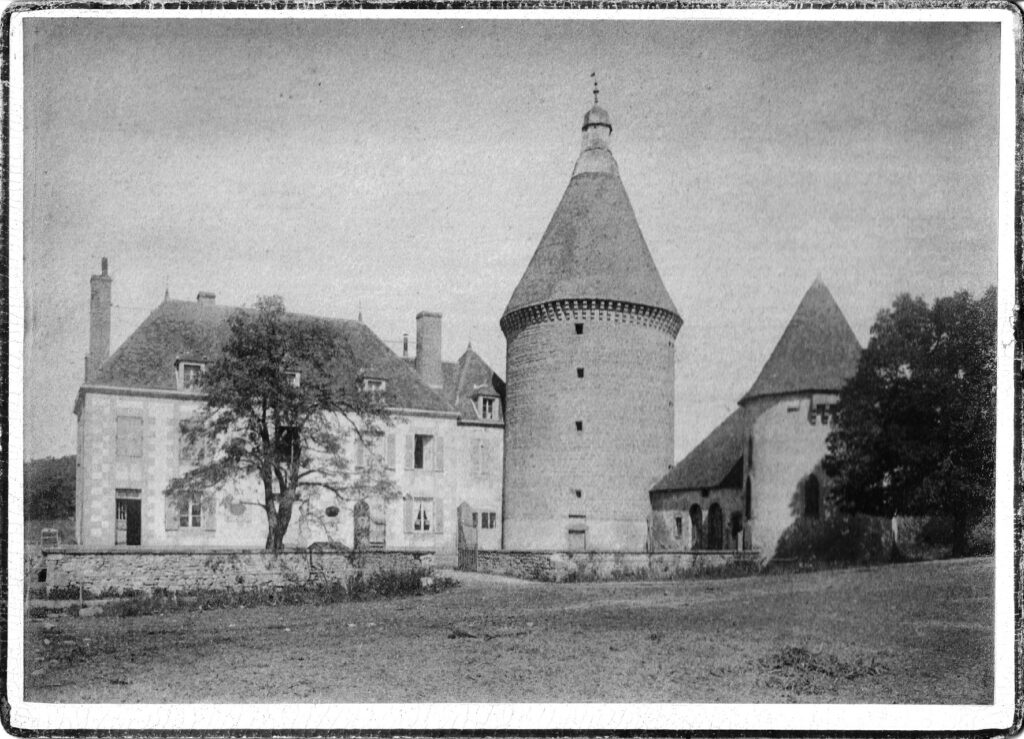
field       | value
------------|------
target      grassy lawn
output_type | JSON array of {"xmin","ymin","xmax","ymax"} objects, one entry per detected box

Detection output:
[{"xmin": 23, "ymin": 556, "xmax": 993, "ymax": 704}]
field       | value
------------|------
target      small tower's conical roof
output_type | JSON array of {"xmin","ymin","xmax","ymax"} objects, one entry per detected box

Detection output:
[
  {"xmin": 740, "ymin": 279, "xmax": 862, "ymax": 403},
  {"xmin": 502, "ymin": 104, "xmax": 679, "ymax": 319}
]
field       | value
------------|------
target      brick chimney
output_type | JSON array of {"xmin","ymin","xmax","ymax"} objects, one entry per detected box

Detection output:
[
  {"xmin": 197, "ymin": 291, "xmax": 216, "ymax": 307},
  {"xmin": 414, "ymin": 312, "xmax": 443, "ymax": 389},
  {"xmin": 86, "ymin": 257, "xmax": 112, "ymax": 381}
]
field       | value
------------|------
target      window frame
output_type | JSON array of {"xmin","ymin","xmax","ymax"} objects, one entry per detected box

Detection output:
[
  {"xmin": 479, "ymin": 396, "xmax": 497, "ymax": 420},
  {"xmin": 413, "ymin": 498, "xmax": 432, "ymax": 532},
  {"xmin": 362, "ymin": 376, "xmax": 386, "ymax": 393},
  {"xmin": 413, "ymin": 434, "xmax": 434, "ymax": 470},
  {"xmin": 177, "ymin": 493, "xmax": 203, "ymax": 529},
  {"xmin": 480, "ymin": 511, "xmax": 497, "ymax": 529}
]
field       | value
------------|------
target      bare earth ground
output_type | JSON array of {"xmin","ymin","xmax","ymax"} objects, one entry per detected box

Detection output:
[{"xmin": 23, "ymin": 557, "xmax": 993, "ymax": 704}]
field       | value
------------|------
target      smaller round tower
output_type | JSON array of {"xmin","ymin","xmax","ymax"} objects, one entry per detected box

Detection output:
[{"xmin": 739, "ymin": 279, "xmax": 861, "ymax": 558}]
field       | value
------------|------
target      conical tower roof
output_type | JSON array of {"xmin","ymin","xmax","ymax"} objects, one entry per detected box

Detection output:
[
  {"xmin": 502, "ymin": 104, "xmax": 679, "ymax": 319},
  {"xmin": 740, "ymin": 279, "xmax": 862, "ymax": 403}
]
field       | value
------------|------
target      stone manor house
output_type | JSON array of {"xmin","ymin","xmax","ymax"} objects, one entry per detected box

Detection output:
[{"xmin": 73, "ymin": 99, "xmax": 861, "ymax": 561}]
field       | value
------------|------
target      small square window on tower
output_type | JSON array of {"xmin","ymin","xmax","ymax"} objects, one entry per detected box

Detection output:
[
  {"xmin": 575, "ymin": 421, "xmax": 583, "ymax": 432},
  {"xmin": 574, "ymin": 323, "xmax": 584, "ymax": 335}
]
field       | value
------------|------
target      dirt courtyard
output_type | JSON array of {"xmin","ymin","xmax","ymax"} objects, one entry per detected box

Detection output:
[{"xmin": 23, "ymin": 557, "xmax": 993, "ymax": 704}]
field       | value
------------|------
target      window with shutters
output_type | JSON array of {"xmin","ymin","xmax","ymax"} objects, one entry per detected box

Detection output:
[
  {"xmin": 414, "ymin": 435, "xmax": 433, "ymax": 469},
  {"xmin": 178, "ymin": 493, "xmax": 203, "ymax": 528},
  {"xmin": 413, "ymin": 499, "xmax": 431, "ymax": 532},
  {"xmin": 116, "ymin": 416, "xmax": 143, "ymax": 458},
  {"xmin": 406, "ymin": 433, "xmax": 444, "ymax": 472}
]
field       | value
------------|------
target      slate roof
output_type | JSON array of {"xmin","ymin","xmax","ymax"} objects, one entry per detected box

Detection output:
[
  {"xmin": 86, "ymin": 299, "xmax": 495, "ymax": 416},
  {"xmin": 502, "ymin": 112, "xmax": 679, "ymax": 318},
  {"xmin": 740, "ymin": 279, "xmax": 862, "ymax": 403},
  {"xmin": 651, "ymin": 408, "xmax": 750, "ymax": 493},
  {"xmin": 442, "ymin": 346, "xmax": 506, "ymax": 423},
  {"xmin": 402, "ymin": 346, "xmax": 506, "ymax": 424}
]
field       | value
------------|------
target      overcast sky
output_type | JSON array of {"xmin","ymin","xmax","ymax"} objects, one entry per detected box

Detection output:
[{"xmin": 21, "ymin": 16, "xmax": 1000, "ymax": 461}]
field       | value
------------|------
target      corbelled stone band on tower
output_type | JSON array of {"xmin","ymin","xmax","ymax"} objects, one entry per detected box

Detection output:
[{"xmin": 501, "ymin": 101, "xmax": 682, "ymax": 551}]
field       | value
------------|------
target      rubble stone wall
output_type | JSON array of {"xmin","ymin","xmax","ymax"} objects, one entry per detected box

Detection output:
[
  {"xmin": 476, "ymin": 549, "xmax": 760, "ymax": 582},
  {"xmin": 40, "ymin": 548, "xmax": 434, "ymax": 595}
]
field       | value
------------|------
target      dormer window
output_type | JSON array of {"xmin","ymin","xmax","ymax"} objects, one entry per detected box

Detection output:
[
  {"xmin": 479, "ymin": 396, "xmax": 498, "ymax": 420},
  {"xmin": 176, "ymin": 361, "xmax": 206, "ymax": 391},
  {"xmin": 286, "ymin": 371, "xmax": 301, "ymax": 388},
  {"xmin": 362, "ymin": 377, "xmax": 386, "ymax": 393}
]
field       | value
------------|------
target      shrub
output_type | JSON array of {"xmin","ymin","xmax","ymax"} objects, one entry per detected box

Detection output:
[
  {"xmin": 774, "ymin": 514, "xmax": 894, "ymax": 565},
  {"xmin": 965, "ymin": 512, "xmax": 994, "ymax": 556}
]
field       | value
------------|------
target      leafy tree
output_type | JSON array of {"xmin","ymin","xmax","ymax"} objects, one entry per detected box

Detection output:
[
  {"xmin": 823, "ymin": 287, "xmax": 997, "ymax": 555},
  {"xmin": 24, "ymin": 455, "xmax": 76, "ymax": 520},
  {"xmin": 166, "ymin": 296, "xmax": 396, "ymax": 551}
]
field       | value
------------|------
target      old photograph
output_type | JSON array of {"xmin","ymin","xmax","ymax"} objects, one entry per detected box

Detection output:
[{"xmin": 7, "ymin": 7, "xmax": 1018, "ymax": 733}]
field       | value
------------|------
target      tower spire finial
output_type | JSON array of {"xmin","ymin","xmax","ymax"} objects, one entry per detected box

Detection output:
[{"xmin": 591, "ymin": 71, "xmax": 599, "ymax": 105}]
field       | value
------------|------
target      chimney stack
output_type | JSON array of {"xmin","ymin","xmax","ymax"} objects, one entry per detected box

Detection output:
[
  {"xmin": 414, "ymin": 312, "xmax": 443, "ymax": 389},
  {"xmin": 86, "ymin": 257, "xmax": 112, "ymax": 381},
  {"xmin": 196, "ymin": 291, "xmax": 216, "ymax": 307}
]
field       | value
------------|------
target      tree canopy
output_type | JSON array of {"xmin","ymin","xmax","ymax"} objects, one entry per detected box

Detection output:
[
  {"xmin": 24, "ymin": 455, "xmax": 76, "ymax": 520},
  {"xmin": 166, "ymin": 296, "xmax": 396, "ymax": 551},
  {"xmin": 823, "ymin": 287, "xmax": 997, "ymax": 554}
]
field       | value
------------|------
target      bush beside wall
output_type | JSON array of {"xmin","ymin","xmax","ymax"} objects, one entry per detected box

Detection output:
[{"xmin": 774, "ymin": 514, "xmax": 894, "ymax": 565}]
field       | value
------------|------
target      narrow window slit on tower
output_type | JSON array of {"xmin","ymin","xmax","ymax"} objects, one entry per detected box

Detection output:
[
  {"xmin": 574, "ymin": 323, "xmax": 583, "ymax": 334},
  {"xmin": 575, "ymin": 421, "xmax": 583, "ymax": 432},
  {"xmin": 577, "ymin": 367, "xmax": 584, "ymax": 378}
]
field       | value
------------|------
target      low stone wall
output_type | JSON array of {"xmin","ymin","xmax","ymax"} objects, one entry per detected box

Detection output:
[
  {"xmin": 476, "ymin": 549, "xmax": 762, "ymax": 582},
  {"xmin": 40, "ymin": 548, "xmax": 434, "ymax": 595}
]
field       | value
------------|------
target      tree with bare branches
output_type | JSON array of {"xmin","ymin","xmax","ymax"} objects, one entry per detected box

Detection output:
[{"xmin": 165, "ymin": 296, "xmax": 397, "ymax": 551}]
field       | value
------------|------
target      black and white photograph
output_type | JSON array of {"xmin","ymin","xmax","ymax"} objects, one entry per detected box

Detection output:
[{"xmin": 6, "ymin": 6, "xmax": 1018, "ymax": 734}]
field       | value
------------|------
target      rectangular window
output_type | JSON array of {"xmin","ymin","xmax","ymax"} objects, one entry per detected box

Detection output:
[
  {"xmin": 480, "ymin": 397, "xmax": 496, "ymax": 420},
  {"xmin": 574, "ymin": 323, "xmax": 583, "ymax": 335},
  {"xmin": 575, "ymin": 421, "xmax": 583, "ymax": 432},
  {"xmin": 675, "ymin": 516, "xmax": 684, "ymax": 537},
  {"xmin": 181, "ymin": 363, "xmax": 205, "ymax": 389},
  {"xmin": 362, "ymin": 377, "xmax": 385, "ymax": 393},
  {"xmin": 115, "ymin": 416, "xmax": 143, "ymax": 458},
  {"xmin": 480, "ymin": 512, "xmax": 496, "ymax": 529},
  {"xmin": 471, "ymin": 512, "xmax": 479, "ymax": 527},
  {"xmin": 178, "ymin": 494, "xmax": 203, "ymax": 528},
  {"xmin": 413, "ymin": 498, "xmax": 432, "ymax": 532},
  {"xmin": 577, "ymin": 367, "xmax": 584, "ymax": 378},
  {"xmin": 414, "ymin": 434, "xmax": 433, "ymax": 469}
]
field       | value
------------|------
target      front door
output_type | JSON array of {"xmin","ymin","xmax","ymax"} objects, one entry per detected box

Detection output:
[{"xmin": 115, "ymin": 498, "xmax": 141, "ymax": 546}]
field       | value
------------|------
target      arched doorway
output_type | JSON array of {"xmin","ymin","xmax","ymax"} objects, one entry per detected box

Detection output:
[
  {"xmin": 804, "ymin": 475, "xmax": 821, "ymax": 518},
  {"xmin": 730, "ymin": 511, "xmax": 744, "ymax": 550},
  {"xmin": 688, "ymin": 504, "xmax": 703, "ymax": 550},
  {"xmin": 707, "ymin": 503, "xmax": 724, "ymax": 550}
]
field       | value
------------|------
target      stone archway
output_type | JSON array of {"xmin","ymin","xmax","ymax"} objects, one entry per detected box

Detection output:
[{"xmin": 688, "ymin": 504, "xmax": 703, "ymax": 550}]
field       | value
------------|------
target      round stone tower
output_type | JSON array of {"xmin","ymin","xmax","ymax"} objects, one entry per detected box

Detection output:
[{"xmin": 500, "ymin": 101, "xmax": 683, "ymax": 551}]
